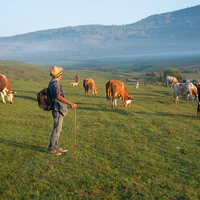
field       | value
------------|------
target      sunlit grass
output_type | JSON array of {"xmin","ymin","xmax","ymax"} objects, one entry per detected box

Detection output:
[{"xmin": 0, "ymin": 62, "xmax": 200, "ymax": 199}]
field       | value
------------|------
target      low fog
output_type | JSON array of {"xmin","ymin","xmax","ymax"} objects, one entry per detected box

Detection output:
[{"xmin": 0, "ymin": 38, "xmax": 199, "ymax": 64}]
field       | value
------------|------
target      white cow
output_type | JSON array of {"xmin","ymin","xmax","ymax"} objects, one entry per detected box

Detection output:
[
  {"xmin": 166, "ymin": 76, "xmax": 178, "ymax": 87},
  {"xmin": 173, "ymin": 82, "xmax": 198, "ymax": 105},
  {"xmin": 0, "ymin": 74, "xmax": 17, "ymax": 103}
]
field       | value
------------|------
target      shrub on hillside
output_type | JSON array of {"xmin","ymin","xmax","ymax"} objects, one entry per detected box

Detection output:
[
  {"xmin": 179, "ymin": 68, "xmax": 198, "ymax": 74},
  {"xmin": 145, "ymin": 71, "xmax": 158, "ymax": 78},
  {"xmin": 163, "ymin": 67, "xmax": 183, "ymax": 82}
]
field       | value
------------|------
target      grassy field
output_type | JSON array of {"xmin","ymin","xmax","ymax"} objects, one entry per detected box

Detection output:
[
  {"xmin": 35, "ymin": 57, "xmax": 200, "ymax": 73},
  {"xmin": 0, "ymin": 61, "xmax": 200, "ymax": 199}
]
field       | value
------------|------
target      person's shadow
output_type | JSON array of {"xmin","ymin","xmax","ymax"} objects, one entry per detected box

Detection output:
[{"xmin": 0, "ymin": 139, "xmax": 46, "ymax": 153}]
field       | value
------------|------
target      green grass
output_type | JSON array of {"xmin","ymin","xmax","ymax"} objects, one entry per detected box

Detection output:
[
  {"xmin": 35, "ymin": 57, "xmax": 200, "ymax": 73},
  {"xmin": 0, "ymin": 61, "xmax": 200, "ymax": 199},
  {"xmin": 37, "ymin": 58, "xmax": 200, "ymax": 73}
]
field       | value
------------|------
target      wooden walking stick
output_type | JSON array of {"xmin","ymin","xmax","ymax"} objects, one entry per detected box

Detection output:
[{"xmin": 74, "ymin": 107, "xmax": 76, "ymax": 154}]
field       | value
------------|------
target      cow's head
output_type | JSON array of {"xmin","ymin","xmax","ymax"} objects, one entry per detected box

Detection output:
[
  {"xmin": 7, "ymin": 91, "xmax": 17, "ymax": 104},
  {"xmin": 93, "ymin": 88, "xmax": 100, "ymax": 95},
  {"xmin": 125, "ymin": 96, "xmax": 133, "ymax": 107},
  {"xmin": 193, "ymin": 82, "xmax": 200, "ymax": 89}
]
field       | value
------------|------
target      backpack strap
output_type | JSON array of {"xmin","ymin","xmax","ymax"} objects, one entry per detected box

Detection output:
[
  {"xmin": 48, "ymin": 80, "xmax": 57, "ymax": 87},
  {"xmin": 48, "ymin": 81, "xmax": 58, "ymax": 99}
]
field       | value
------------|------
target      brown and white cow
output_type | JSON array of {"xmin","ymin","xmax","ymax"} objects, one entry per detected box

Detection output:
[
  {"xmin": 173, "ymin": 82, "xmax": 198, "ymax": 105},
  {"xmin": 105, "ymin": 80, "xmax": 133, "ymax": 108},
  {"xmin": 83, "ymin": 78, "xmax": 99, "ymax": 96},
  {"xmin": 192, "ymin": 82, "xmax": 200, "ymax": 115},
  {"xmin": 166, "ymin": 76, "xmax": 178, "ymax": 87},
  {"xmin": 0, "ymin": 74, "xmax": 17, "ymax": 104}
]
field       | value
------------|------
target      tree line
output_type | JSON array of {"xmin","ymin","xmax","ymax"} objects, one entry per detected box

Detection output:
[{"xmin": 146, "ymin": 66, "xmax": 199, "ymax": 83}]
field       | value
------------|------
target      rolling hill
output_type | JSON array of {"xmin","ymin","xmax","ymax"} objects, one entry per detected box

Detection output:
[{"xmin": 0, "ymin": 5, "xmax": 200, "ymax": 63}]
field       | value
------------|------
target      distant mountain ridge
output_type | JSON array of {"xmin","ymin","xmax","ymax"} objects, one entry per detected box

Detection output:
[{"xmin": 0, "ymin": 5, "xmax": 200, "ymax": 63}]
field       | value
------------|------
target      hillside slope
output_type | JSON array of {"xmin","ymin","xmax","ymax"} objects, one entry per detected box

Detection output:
[{"xmin": 0, "ymin": 5, "xmax": 200, "ymax": 63}]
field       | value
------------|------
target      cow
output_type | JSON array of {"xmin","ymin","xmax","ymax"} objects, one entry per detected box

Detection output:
[
  {"xmin": 70, "ymin": 81, "xmax": 79, "ymax": 87},
  {"xmin": 182, "ymin": 79, "xmax": 190, "ymax": 83},
  {"xmin": 166, "ymin": 76, "xmax": 178, "ymax": 87},
  {"xmin": 105, "ymin": 80, "xmax": 133, "ymax": 108},
  {"xmin": 192, "ymin": 82, "xmax": 200, "ymax": 115},
  {"xmin": 83, "ymin": 78, "xmax": 99, "ymax": 96},
  {"xmin": 0, "ymin": 74, "xmax": 17, "ymax": 104},
  {"xmin": 191, "ymin": 79, "xmax": 198, "ymax": 83},
  {"xmin": 173, "ymin": 82, "xmax": 198, "ymax": 105}
]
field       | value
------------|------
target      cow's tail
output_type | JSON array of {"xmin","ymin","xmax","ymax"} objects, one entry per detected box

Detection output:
[
  {"xmin": 107, "ymin": 88, "xmax": 110, "ymax": 99},
  {"xmin": 83, "ymin": 79, "xmax": 86, "ymax": 87},
  {"xmin": 106, "ymin": 81, "xmax": 110, "ymax": 99}
]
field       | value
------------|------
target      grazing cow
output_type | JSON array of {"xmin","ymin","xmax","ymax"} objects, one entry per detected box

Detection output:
[
  {"xmin": 192, "ymin": 82, "xmax": 200, "ymax": 115},
  {"xmin": 105, "ymin": 80, "xmax": 133, "ymax": 108},
  {"xmin": 166, "ymin": 76, "xmax": 178, "ymax": 87},
  {"xmin": 70, "ymin": 82, "xmax": 79, "ymax": 87},
  {"xmin": 83, "ymin": 78, "xmax": 99, "ymax": 96},
  {"xmin": 182, "ymin": 79, "xmax": 190, "ymax": 83},
  {"xmin": 191, "ymin": 79, "xmax": 198, "ymax": 83},
  {"xmin": 136, "ymin": 82, "xmax": 139, "ymax": 89},
  {"xmin": 0, "ymin": 74, "xmax": 17, "ymax": 104},
  {"xmin": 173, "ymin": 82, "xmax": 198, "ymax": 105}
]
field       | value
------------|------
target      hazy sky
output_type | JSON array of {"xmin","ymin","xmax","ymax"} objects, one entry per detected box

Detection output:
[{"xmin": 1, "ymin": 0, "xmax": 200, "ymax": 37}]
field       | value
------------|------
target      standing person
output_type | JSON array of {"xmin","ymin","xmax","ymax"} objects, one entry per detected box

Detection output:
[
  {"xmin": 48, "ymin": 66, "xmax": 77, "ymax": 155},
  {"xmin": 75, "ymin": 74, "xmax": 79, "ymax": 83}
]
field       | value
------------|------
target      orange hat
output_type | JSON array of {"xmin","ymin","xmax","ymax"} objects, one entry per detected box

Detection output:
[{"xmin": 50, "ymin": 66, "xmax": 63, "ymax": 78}]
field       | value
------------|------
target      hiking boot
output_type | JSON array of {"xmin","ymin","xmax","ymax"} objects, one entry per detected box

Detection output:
[
  {"xmin": 57, "ymin": 147, "xmax": 68, "ymax": 153},
  {"xmin": 48, "ymin": 150, "xmax": 61, "ymax": 155}
]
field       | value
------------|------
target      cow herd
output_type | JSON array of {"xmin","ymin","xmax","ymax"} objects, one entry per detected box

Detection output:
[
  {"xmin": 82, "ymin": 76, "xmax": 200, "ymax": 113},
  {"xmin": 1, "ymin": 72, "xmax": 200, "ymax": 115},
  {"xmin": 166, "ymin": 76, "xmax": 200, "ymax": 115},
  {"xmin": 83, "ymin": 78, "xmax": 133, "ymax": 108}
]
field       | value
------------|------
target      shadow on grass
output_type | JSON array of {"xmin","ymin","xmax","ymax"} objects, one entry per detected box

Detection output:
[
  {"xmin": 81, "ymin": 95, "xmax": 105, "ymax": 99},
  {"xmin": 9, "ymin": 89, "xmax": 38, "ymax": 102},
  {"xmin": 15, "ymin": 94, "xmax": 37, "ymax": 102},
  {"xmin": 130, "ymin": 91, "xmax": 173, "ymax": 98},
  {"xmin": 134, "ymin": 111, "xmax": 198, "ymax": 118},
  {"xmin": 15, "ymin": 90, "xmax": 37, "ymax": 94},
  {"xmin": 76, "ymin": 102, "xmax": 130, "ymax": 115},
  {"xmin": 0, "ymin": 139, "xmax": 46, "ymax": 153}
]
